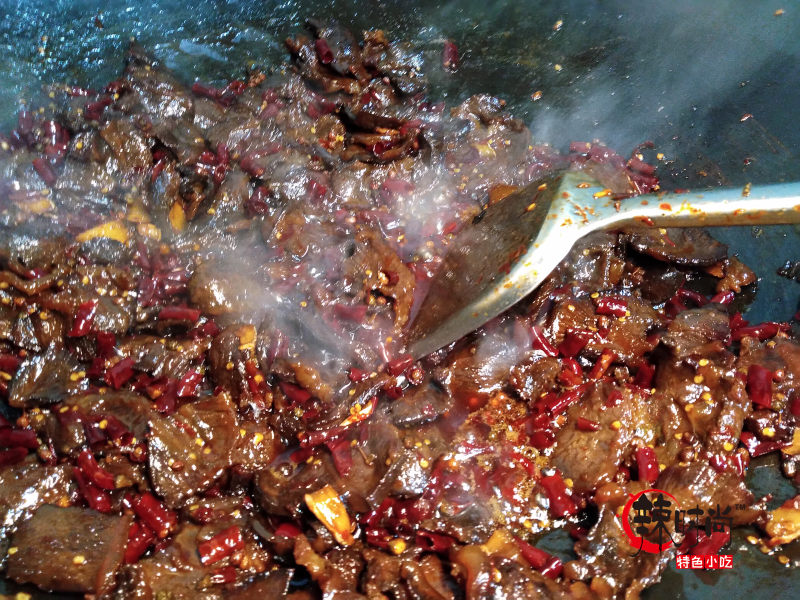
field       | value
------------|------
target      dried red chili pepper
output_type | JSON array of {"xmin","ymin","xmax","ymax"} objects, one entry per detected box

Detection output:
[
  {"xmin": 740, "ymin": 431, "xmax": 785, "ymax": 457},
  {"xmin": 442, "ymin": 40, "xmax": 459, "ymax": 71},
  {"xmin": 514, "ymin": 536, "xmax": 563, "ymax": 579},
  {"xmin": 709, "ymin": 290, "xmax": 735, "ymax": 304},
  {"xmin": 0, "ymin": 447, "xmax": 28, "ymax": 468},
  {"xmin": 558, "ymin": 330, "xmax": 591, "ymax": 358},
  {"xmin": 208, "ymin": 566, "xmax": 238, "ymax": 585},
  {"xmin": 386, "ymin": 354, "xmax": 414, "ymax": 376},
  {"xmin": 636, "ymin": 446, "xmax": 659, "ymax": 484},
  {"xmin": 595, "ymin": 296, "xmax": 629, "ymax": 317},
  {"xmin": 132, "ymin": 492, "xmax": 178, "ymax": 538},
  {"xmin": 74, "ymin": 468, "xmax": 112, "ymax": 513},
  {"xmin": 198, "ymin": 150, "xmax": 219, "ymax": 166},
  {"xmin": 95, "ymin": 331, "xmax": 116, "ymax": 358},
  {"xmin": 32, "ymin": 157, "xmax": 57, "ymax": 186},
  {"xmin": 198, "ymin": 525, "xmax": 245, "ymax": 565},
  {"xmin": 664, "ymin": 294, "xmax": 687, "ymax": 318},
  {"xmin": 314, "ymin": 38, "xmax": 334, "ymax": 64},
  {"xmin": 105, "ymin": 357, "xmax": 136, "ymax": 389},
  {"xmin": 158, "ymin": 306, "xmax": 201, "ymax": 321},
  {"xmin": 327, "ymin": 436, "xmax": 354, "ymax": 477},
  {"xmin": 576, "ymin": 417, "xmax": 600, "ymax": 432},
  {"xmin": 364, "ymin": 527, "xmax": 390, "ymax": 549},
  {"xmin": 124, "ymin": 521, "xmax": 156, "ymax": 563},
  {"xmin": 239, "ymin": 154, "xmax": 265, "ymax": 178},
  {"xmin": 530, "ymin": 325, "xmax": 558, "ymax": 357},
  {"xmin": 246, "ymin": 185, "xmax": 271, "ymax": 215},
  {"xmin": 557, "ymin": 368, "xmax": 583, "ymax": 388},
  {"xmin": 540, "ymin": 471, "xmax": 578, "ymax": 518},
  {"xmin": 279, "ymin": 380, "xmax": 312, "ymax": 405},
  {"xmin": 677, "ymin": 288, "xmax": 708, "ymax": 307},
  {"xmin": 192, "ymin": 81, "xmax": 222, "ymax": 101},
  {"xmin": 274, "ymin": 522, "xmax": 302, "ymax": 538},
  {"xmin": 216, "ymin": 142, "xmax": 230, "ymax": 164},
  {"xmin": 306, "ymin": 179, "xmax": 327, "ymax": 200},
  {"xmin": 678, "ymin": 528, "xmax": 730, "ymax": 556},
  {"xmin": 589, "ymin": 349, "xmax": 616, "ymax": 380},
  {"xmin": 348, "ymin": 367, "xmax": 367, "ymax": 382},
  {"xmin": 415, "ymin": 530, "xmax": 455, "ymax": 552},
  {"xmin": 790, "ymin": 395, "xmax": 800, "ymax": 418},
  {"xmin": 746, "ymin": 364, "xmax": 774, "ymax": 408},
  {"xmin": 68, "ymin": 300, "xmax": 98, "ymax": 337},
  {"xmin": 0, "ymin": 427, "xmax": 38, "ymax": 449},
  {"xmin": 541, "ymin": 385, "xmax": 587, "ymax": 416},
  {"xmin": 177, "ymin": 369, "xmax": 203, "ymax": 398},
  {"xmin": 729, "ymin": 312, "xmax": 749, "ymax": 331},
  {"xmin": 77, "ymin": 449, "xmax": 116, "ymax": 490},
  {"xmin": 528, "ymin": 430, "xmax": 556, "ymax": 450},
  {"xmin": 732, "ymin": 322, "xmax": 790, "ymax": 342},
  {"xmin": 633, "ymin": 362, "xmax": 655, "ymax": 390},
  {"xmin": 0, "ymin": 353, "xmax": 22, "ymax": 373}
]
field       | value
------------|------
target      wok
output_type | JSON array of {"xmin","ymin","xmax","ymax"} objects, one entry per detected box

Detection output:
[{"xmin": 0, "ymin": 0, "xmax": 798, "ymax": 597}]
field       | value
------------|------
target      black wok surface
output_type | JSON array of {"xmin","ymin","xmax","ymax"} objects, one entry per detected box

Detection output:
[{"xmin": 1, "ymin": 0, "xmax": 798, "ymax": 596}]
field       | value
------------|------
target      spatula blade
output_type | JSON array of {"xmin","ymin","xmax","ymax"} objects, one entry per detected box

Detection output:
[{"xmin": 405, "ymin": 171, "xmax": 587, "ymax": 358}]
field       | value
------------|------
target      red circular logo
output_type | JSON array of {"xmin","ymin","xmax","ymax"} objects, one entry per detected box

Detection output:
[{"xmin": 618, "ymin": 488, "xmax": 681, "ymax": 553}]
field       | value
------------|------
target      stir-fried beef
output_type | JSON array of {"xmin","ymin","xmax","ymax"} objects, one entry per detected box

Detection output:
[
  {"xmin": 0, "ymin": 19, "xmax": 797, "ymax": 600},
  {"xmin": 0, "ymin": 460, "xmax": 75, "ymax": 550},
  {"xmin": 6, "ymin": 504, "xmax": 131, "ymax": 595}
]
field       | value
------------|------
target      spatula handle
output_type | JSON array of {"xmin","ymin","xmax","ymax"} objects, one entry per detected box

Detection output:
[{"xmin": 609, "ymin": 182, "xmax": 800, "ymax": 228}]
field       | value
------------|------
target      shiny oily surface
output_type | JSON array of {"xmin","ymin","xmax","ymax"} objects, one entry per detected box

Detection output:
[{"xmin": 0, "ymin": 1, "xmax": 799, "ymax": 598}]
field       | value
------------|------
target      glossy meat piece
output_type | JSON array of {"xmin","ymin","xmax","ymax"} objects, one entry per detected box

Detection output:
[
  {"xmin": 123, "ymin": 43, "xmax": 194, "ymax": 120},
  {"xmin": 115, "ymin": 524, "xmax": 218, "ymax": 599},
  {"xmin": 449, "ymin": 545, "xmax": 567, "ymax": 600},
  {"xmin": 508, "ymin": 355, "xmax": 561, "ymax": 403},
  {"xmin": 715, "ymin": 256, "xmax": 756, "ymax": 293},
  {"xmin": 285, "ymin": 35, "xmax": 361, "ymax": 95},
  {"xmin": 657, "ymin": 461, "xmax": 763, "ymax": 526},
  {"xmin": 736, "ymin": 337, "xmax": 800, "ymax": 406},
  {"xmin": 6, "ymin": 504, "xmax": 131, "ymax": 595},
  {"xmin": 571, "ymin": 505, "xmax": 672, "ymax": 598},
  {"xmin": 188, "ymin": 259, "xmax": 265, "ymax": 320},
  {"xmin": 294, "ymin": 536, "xmax": 365, "ymax": 597},
  {"xmin": 99, "ymin": 118, "xmax": 152, "ymax": 173},
  {"xmin": 432, "ymin": 332, "xmax": 521, "ymax": 408},
  {"xmin": 560, "ymin": 232, "xmax": 625, "ymax": 290},
  {"xmin": 0, "ymin": 460, "xmax": 73, "ymax": 536},
  {"xmin": 148, "ymin": 117, "xmax": 207, "ymax": 167},
  {"xmin": 54, "ymin": 158, "xmax": 118, "ymax": 212},
  {"xmin": 148, "ymin": 393, "xmax": 238, "ymax": 507},
  {"xmin": 9, "ymin": 343, "xmax": 87, "ymax": 408},
  {"xmin": 117, "ymin": 335, "xmax": 208, "ymax": 379},
  {"xmin": 661, "ymin": 306, "xmax": 731, "ymax": 359},
  {"xmin": 388, "ymin": 381, "xmax": 454, "ymax": 429},
  {"xmin": 544, "ymin": 295, "xmax": 660, "ymax": 364},
  {"xmin": 342, "ymin": 230, "xmax": 414, "ymax": 327},
  {"xmin": 623, "ymin": 226, "xmax": 728, "ymax": 267},
  {"xmin": 226, "ymin": 570, "xmax": 293, "ymax": 599},
  {"xmin": 550, "ymin": 382, "xmax": 683, "ymax": 493},
  {"xmin": 64, "ymin": 390, "xmax": 156, "ymax": 440},
  {"xmin": 306, "ymin": 18, "xmax": 367, "ymax": 79}
]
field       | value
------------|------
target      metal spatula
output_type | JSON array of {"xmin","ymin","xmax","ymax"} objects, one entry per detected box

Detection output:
[{"xmin": 405, "ymin": 170, "xmax": 800, "ymax": 358}]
